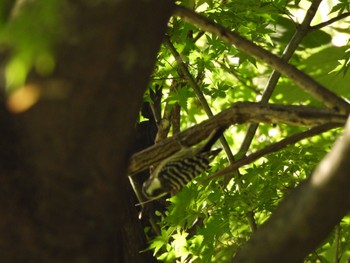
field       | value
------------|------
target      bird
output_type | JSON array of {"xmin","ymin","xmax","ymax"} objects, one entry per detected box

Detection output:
[{"xmin": 142, "ymin": 128, "xmax": 224, "ymax": 200}]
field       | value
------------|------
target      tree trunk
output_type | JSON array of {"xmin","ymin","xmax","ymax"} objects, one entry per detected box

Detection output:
[{"xmin": 0, "ymin": 1, "xmax": 173, "ymax": 262}]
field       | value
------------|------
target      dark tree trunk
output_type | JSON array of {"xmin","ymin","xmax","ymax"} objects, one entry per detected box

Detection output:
[{"xmin": 0, "ymin": 1, "xmax": 173, "ymax": 262}]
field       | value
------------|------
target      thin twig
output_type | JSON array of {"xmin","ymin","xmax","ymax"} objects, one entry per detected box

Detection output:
[
  {"xmin": 217, "ymin": 60, "xmax": 261, "ymax": 95},
  {"xmin": 173, "ymin": 5, "xmax": 350, "ymax": 114},
  {"xmin": 246, "ymin": 211, "xmax": 257, "ymax": 232},
  {"xmin": 311, "ymin": 12, "xmax": 350, "ymax": 31},
  {"xmin": 169, "ymin": 78, "xmax": 182, "ymax": 134},
  {"xmin": 237, "ymin": 0, "xmax": 323, "ymax": 158},
  {"xmin": 334, "ymin": 225, "xmax": 340, "ymax": 263},
  {"xmin": 203, "ymin": 123, "xmax": 340, "ymax": 182},
  {"xmin": 164, "ymin": 35, "xmax": 236, "ymax": 164}
]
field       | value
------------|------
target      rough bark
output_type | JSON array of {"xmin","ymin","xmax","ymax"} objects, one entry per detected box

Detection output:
[
  {"xmin": 129, "ymin": 102, "xmax": 346, "ymax": 175},
  {"xmin": 0, "ymin": 0, "xmax": 173, "ymax": 262}
]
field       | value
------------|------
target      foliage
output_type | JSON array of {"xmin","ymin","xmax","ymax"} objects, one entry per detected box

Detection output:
[
  {"xmin": 2, "ymin": 0, "xmax": 350, "ymax": 262},
  {"xmin": 144, "ymin": 0, "xmax": 350, "ymax": 262},
  {"xmin": 0, "ymin": 0, "xmax": 62, "ymax": 89}
]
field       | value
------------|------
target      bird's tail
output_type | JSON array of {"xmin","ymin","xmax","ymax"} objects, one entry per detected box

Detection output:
[{"xmin": 201, "ymin": 127, "xmax": 226, "ymax": 153}]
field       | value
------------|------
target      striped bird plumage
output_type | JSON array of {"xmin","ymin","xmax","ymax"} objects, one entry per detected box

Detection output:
[
  {"xmin": 142, "ymin": 128, "xmax": 224, "ymax": 199},
  {"xmin": 160, "ymin": 149, "xmax": 221, "ymax": 191}
]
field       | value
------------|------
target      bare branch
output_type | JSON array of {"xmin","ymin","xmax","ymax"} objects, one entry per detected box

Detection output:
[
  {"xmin": 233, "ymin": 116, "xmax": 350, "ymax": 262},
  {"xmin": 204, "ymin": 123, "xmax": 339, "ymax": 182},
  {"xmin": 311, "ymin": 12, "xmax": 350, "ymax": 31},
  {"xmin": 163, "ymin": 35, "xmax": 236, "ymax": 164},
  {"xmin": 128, "ymin": 102, "xmax": 346, "ymax": 175},
  {"xmin": 163, "ymin": 36, "xmax": 212, "ymax": 117},
  {"xmin": 173, "ymin": 5, "xmax": 350, "ymax": 114},
  {"xmin": 238, "ymin": 0, "xmax": 323, "ymax": 158},
  {"xmin": 334, "ymin": 225, "xmax": 341, "ymax": 263}
]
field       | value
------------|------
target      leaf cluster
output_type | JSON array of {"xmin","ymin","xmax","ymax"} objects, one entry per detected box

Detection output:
[
  {"xmin": 140, "ymin": 0, "xmax": 350, "ymax": 262},
  {"xmin": 0, "ymin": 0, "xmax": 62, "ymax": 89}
]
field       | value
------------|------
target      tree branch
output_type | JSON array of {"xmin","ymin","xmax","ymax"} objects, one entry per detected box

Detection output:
[
  {"xmin": 163, "ymin": 35, "xmax": 236, "ymax": 164},
  {"xmin": 311, "ymin": 12, "xmax": 350, "ymax": 31},
  {"xmin": 128, "ymin": 102, "xmax": 346, "ymax": 175},
  {"xmin": 237, "ymin": 0, "xmax": 322, "ymax": 158},
  {"xmin": 204, "ymin": 123, "xmax": 339, "ymax": 182},
  {"xmin": 233, "ymin": 116, "xmax": 350, "ymax": 262},
  {"xmin": 173, "ymin": 5, "xmax": 350, "ymax": 114}
]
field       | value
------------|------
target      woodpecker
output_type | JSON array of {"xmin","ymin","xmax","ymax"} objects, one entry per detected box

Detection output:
[{"xmin": 142, "ymin": 128, "xmax": 224, "ymax": 199}]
